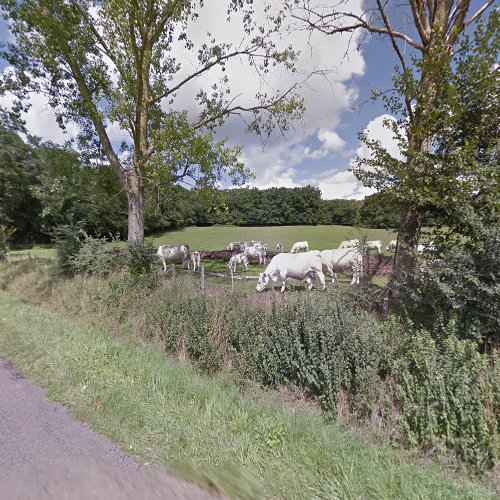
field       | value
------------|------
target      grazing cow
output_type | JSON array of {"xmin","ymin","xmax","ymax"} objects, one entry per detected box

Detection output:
[
  {"xmin": 244, "ymin": 244, "xmax": 266, "ymax": 265},
  {"xmin": 386, "ymin": 240, "xmax": 397, "ymax": 251},
  {"xmin": 276, "ymin": 243, "xmax": 283, "ymax": 252},
  {"xmin": 365, "ymin": 240, "xmax": 382, "ymax": 254},
  {"xmin": 320, "ymin": 248, "xmax": 363, "ymax": 285},
  {"xmin": 290, "ymin": 241, "xmax": 309, "ymax": 253},
  {"xmin": 157, "ymin": 244, "xmax": 190, "ymax": 271},
  {"xmin": 256, "ymin": 251, "xmax": 326, "ymax": 292},
  {"xmin": 228, "ymin": 253, "xmax": 249, "ymax": 273},
  {"xmin": 338, "ymin": 239, "xmax": 359, "ymax": 249},
  {"xmin": 227, "ymin": 241, "xmax": 247, "ymax": 252},
  {"xmin": 187, "ymin": 251, "xmax": 201, "ymax": 271}
]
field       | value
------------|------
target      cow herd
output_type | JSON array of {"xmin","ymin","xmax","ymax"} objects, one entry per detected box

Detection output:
[{"xmin": 156, "ymin": 237, "xmax": 435, "ymax": 293}]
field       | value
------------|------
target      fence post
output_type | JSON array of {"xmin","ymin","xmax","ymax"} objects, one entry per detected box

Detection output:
[
  {"xmin": 171, "ymin": 262, "xmax": 176, "ymax": 280},
  {"xmin": 230, "ymin": 266, "xmax": 234, "ymax": 293},
  {"xmin": 200, "ymin": 262, "xmax": 205, "ymax": 292}
]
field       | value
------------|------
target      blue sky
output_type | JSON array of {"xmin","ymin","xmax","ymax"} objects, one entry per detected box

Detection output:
[{"xmin": 0, "ymin": 1, "xmax": 489, "ymax": 200}]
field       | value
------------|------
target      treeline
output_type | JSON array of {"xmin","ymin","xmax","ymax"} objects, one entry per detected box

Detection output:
[{"xmin": 1, "ymin": 124, "xmax": 402, "ymax": 243}]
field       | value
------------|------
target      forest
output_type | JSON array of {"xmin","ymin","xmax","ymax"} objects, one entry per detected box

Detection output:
[{"xmin": 0, "ymin": 124, "xmax": 401, "ymax": 243}]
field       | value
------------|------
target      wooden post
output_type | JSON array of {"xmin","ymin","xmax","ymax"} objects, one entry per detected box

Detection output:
[
  {"xmin": 230, "ymin": 266, "xmax": 234, "ymax": 293},
  {"xmin": 200, "ymin": 262, "xmax": 205, "ymax": 292}
]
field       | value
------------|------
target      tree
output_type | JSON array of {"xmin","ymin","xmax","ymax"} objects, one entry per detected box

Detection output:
[
  {"xmin": 290, "ymin": 0, "xmax": 495, "ymax": 290},
  {"xmin": 0, "ymin": 0, "xmax": 305, "ymax": 247},
  {"xmin": 0, "ymin": 125, "xmax": 42, "ymax": 241}
]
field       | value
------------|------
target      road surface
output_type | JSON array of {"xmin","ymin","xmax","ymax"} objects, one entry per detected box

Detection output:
[{"xmin": 0, "ymin": 357, "xmax": 219, "ymax": 499}]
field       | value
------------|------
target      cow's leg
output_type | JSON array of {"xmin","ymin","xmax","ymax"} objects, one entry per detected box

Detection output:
[
  {"xmin": 161, "ymin": 258, "xmax": 167, "ymax": 272},
  {"xmin": 277, "ymin": 271, "xmax": 286, "ymax": 292},
  {"xmin": 306, "ymin": 276, "xmax": 313, "ymax": 290},
  {"xmin": 332, "ymin": 273, "xmax": 338, "ymax": 285},
  {"xmin": 316, "ymin": 271, "xmax": 326, "ymax": 291}
]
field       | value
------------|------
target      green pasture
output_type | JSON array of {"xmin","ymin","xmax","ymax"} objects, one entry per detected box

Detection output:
[
  {"xmin": 7, "ymin": 225, "xmax": 397, "ymax": 261},
  {"xmin": 149, "ymin": 224, "xmax": 397, "ymax": 253}
]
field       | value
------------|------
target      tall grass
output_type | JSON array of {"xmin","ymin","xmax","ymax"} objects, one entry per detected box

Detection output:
[{"xmin": 0, "ymin": 289, "xmax": 496, "ymax": 499}]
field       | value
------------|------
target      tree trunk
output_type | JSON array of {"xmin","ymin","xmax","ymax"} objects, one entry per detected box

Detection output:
[
  {"xmin": 127, "ymin": 175, "xmax": 145, "ymax": 248},
  {"xmin": 393, "ymin": 208, "xmax": 422, "ymax": 281}
]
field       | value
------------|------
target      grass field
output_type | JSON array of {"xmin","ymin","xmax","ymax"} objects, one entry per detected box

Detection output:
[
  {"xmin": 8, "ymin": 225, "xmax": 397, "ymax": 260},
  {"xmin": 148, "ymin": 224, "xmax": 397, "ymax": 253},
  {"xmin": 0, "ymin": 290, "xmax": 495, "ymax": 499}
]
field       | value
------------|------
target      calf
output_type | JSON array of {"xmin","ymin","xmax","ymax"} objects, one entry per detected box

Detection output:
[
  {"xmin": 290, "ymin": 241, "xmax": 309, "ymax": 253},
  {"xmin": 228, "ymin": 253, "xmax": 249, "ymax": 273}
]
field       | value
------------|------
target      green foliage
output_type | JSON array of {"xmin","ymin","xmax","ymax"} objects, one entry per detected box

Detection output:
[
  {"xmin": 69, "ymin": 234, "xmax": 124, "ymax": 276},
  {"xmin": 320, "ymin": 198, "xmax": 361, "ymax": 226},
  {"xmin": 0, "ymin": 225, "xmax": 15, "ymax": 260},
  {"xmin": 359, "ymin": 192, "xmax": 400, "ymax": 229},
  {"xmin": 0, "ymin": 125, "xmax": 42, "ymax": 241},
  {"xmin": 50, "ymin": 222, "xmax": 86, "ymax": 275},
  {"xmin": 127, "ymin": 242, "xmax": 157, "ymax": 276},
  {"xmin": 395, "ymin": 328, "xmax": 499, "ymax": 469}
]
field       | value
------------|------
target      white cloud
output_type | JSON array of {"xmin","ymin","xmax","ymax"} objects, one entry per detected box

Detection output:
[
  {"xmin": 355, "ymin": 113, "xmax": 403, "ymax": 161},
  {"xmin": 0, "ymin": 79, "xmax": 80, "ymax": 144},
  {"xmin": 0, "ymin": 1, "xmax": 370, "ymax": 193},
  {"xmin": 312, "ymin": 113, "xmax": 403, "ymax": 199},
  {"xmin": 313, "ymin": 169, "xmax": 375, "ymax": 200}
]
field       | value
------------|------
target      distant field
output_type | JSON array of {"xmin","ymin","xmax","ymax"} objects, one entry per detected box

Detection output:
[
  {"xmin": 7, "ymin": 225, "xmax": 397, "ymax": 264},
  {"xmin": 148, "ymin": 224, "xmax": 397, "ymax": 253}
]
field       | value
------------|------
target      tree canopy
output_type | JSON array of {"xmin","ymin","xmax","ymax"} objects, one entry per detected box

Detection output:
[{"xmin": 0, "ymin": 0, "xmax": 305, "ymax": 246}]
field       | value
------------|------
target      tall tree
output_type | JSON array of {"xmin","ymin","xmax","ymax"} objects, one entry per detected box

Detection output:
[
  {"xmin": 0, "ymin": 0, "xmax": 304, "ymax": 247},
  {"xmin": 289, "ymin": 0, "xmax": 495, "ymax": 290}
]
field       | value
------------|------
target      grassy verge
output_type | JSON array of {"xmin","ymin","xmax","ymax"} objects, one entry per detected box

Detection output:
[{"xmin": 0, "ymin": 290, "xmax": 494, "ymax": 499}]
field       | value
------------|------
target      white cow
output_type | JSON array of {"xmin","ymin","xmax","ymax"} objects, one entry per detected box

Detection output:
[
  {"xmin": 417, "ymin": 241, "xmax": 436, "ymax": 255},
  {"xmin": 365, "ymin": 240, "xmax": 382, "ymax": 254},
  {"xmin": 320, "ymin": 248, "xmax": 363, "ymax": 285},
  {"xmin": 187, "ymin": 251, "xmax": 201, "ymax": 271},
  {"xmin": 290, "ymin": 241, "xmax": 309, "ymax": 253},
  {"xmin": 386, "ymin": 240, "xmax": 397, "ymax": 251},
  {"xmin": 244, "ymin": 244, "xmax": 266, "ymax": 265},
  {"xmin": 338, "ymin": 239, "xmax": 359, "ymax": 249},
  {"xmin": 157, "ymin": 244, "xmax": 190, "ymax": 271},
  {"xmin": 276, "ymin": 243, "xmax": 283, "ymax": 252},
  {"xmin": 227, "ymin": 241, "xmax": 247, "ymax": 252},
  {"xmin": 228, "ymin": 253, "xmax": 249, "ymax": 273},
  {"xmin": 256, "ymin": 251, "xmax": 326, "ymax": 292}
]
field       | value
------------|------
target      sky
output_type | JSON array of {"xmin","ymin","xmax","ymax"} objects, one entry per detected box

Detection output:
[{"xmin": 0, "ymin": 1, "xmax": 488, "ymax": 200}]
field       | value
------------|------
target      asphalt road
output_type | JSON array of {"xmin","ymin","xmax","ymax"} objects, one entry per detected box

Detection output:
[{"xmin": 0, "ymin": 357, "xmax": 219, "ymax": 499}]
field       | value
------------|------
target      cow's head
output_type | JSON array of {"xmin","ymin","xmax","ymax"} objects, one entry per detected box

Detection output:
[
  {"xmin": 256, "ymin": 273, "xmax": 269, "ymax": 292},
  {"xmin": 227, "ymin": 242, "xmax": 233, "ymax": 251}
]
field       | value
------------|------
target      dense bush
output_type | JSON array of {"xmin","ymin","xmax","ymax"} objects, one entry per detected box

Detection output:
[
  {"xmin": 395, "ymin": 327, "xmax": 499, "ymax": 469},
  {"xmin": 69, "ymin": 234, "xmax": 125, "ymax": 276},
  {"xmin": 51, "ymin": 223, "xmax": 85, "ymax": 275}
]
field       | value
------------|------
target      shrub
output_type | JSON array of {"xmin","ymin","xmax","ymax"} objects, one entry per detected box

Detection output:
[
  {"xmin": 394, "ymin": 326, "xmax": 499, "ymax": 469},
  {"xmin": 128, "ymin": 241, "xmax": 156, "ymax": 275},
  {"xmin": 51, "ymin": 222, "xmax": 86, "ymax": 275},
  {"xmin": 69, "ymin": 234, "xmax": 124, "ymax": 276}
]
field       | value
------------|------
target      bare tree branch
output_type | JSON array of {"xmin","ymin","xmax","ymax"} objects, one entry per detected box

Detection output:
[
  {"xmin": 463, "ymin": 0, "xmax": 495, "ymax": 30},
  {"xmin": 291, "ymin": 7, "xmax": 423, "ymax": 50}
]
